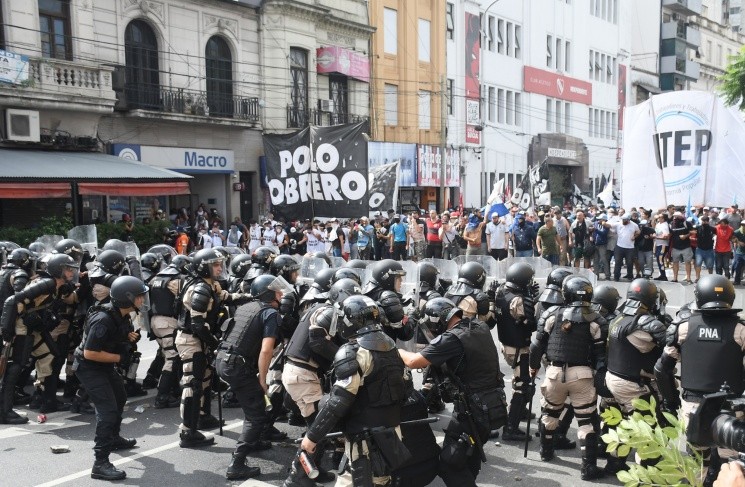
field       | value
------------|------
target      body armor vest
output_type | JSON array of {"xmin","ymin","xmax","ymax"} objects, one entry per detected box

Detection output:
[
  {"xmin": 681, "ymin": 313, "xmax": 744, "ymax": 396},
  {"xmin": 607, "ymin": 314, "xmax": 661, "ymax": 380},
  {"xmin": 149, "ymin": 274, "xmax": 178, "ymax": 317},
  {"xmin": 285, "ymin": 303, "xmax": 323, "ymax": 367},
  {"xmin": 75, "ymin": 304, "xmax": 129, "ymax": 362},
  {"xmin": 495, "ymin": 290, "xmax": 532, "ymax": 348},
  {"xmin": 177, "ymin": 279, "xmax": 220, "ymax": 333},
  {"xmin": 545, "ymin": 307, "xmax": 594, "ymax": 366},
  {"xmin": 449, "ymin": 319, "xmax": 502, "ymax": 392},
  {"xmin": 220, "ymin": 301, "xmax": 272, "ymax": 363},
  {"xmin": 0, "ymin": 265, "xmax": 18, "ymax": 313},
  {"xmin": 345, "ymin": 345, "xmax": 405, "ymax": 433}
]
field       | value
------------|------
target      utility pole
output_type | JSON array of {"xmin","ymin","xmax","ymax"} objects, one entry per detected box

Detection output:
[{"xmin": 440, "ymin": 75, "xmax": 447, "ymax": 211}]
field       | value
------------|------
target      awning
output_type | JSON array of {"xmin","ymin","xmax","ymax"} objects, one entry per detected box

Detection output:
[
  {"xmin": 635, "ymin": 82, "xmax": 662, "ymax": 95},
  {"xmin": 78, "ymin": 182, "xmax": 190, "ymax": 196},
  {"xmin": 0, "ymin": 182, "xmax": 71, "ymax": 198}
]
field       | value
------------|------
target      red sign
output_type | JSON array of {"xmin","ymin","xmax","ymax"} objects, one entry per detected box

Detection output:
[
  {"xmin": 523, "ymin": 66, "xmax": 593, "ymax": 105},
  {"xmin": 316, "ymin": 46, "xmax": 370, "ymax": 83},
  {"xmin": 465, "ymin": 12, "xmax": 481, "ymax": 144}
]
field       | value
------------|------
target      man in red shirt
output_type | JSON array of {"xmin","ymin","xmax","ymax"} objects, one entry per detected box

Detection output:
[
  {"xmin": 425, "ymin": 210, "xmax": 443, "ymax": 258},
  {"xmin": 715, "ymin": 218, "xmax": 735, "ymax": 278}
]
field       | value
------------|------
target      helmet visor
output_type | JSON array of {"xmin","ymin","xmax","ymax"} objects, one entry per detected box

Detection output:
[{"xmin": 267, "ymin": 275, "xmax": 294, "ymax": 295}]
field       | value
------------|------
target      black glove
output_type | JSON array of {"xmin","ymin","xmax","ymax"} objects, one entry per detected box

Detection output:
[
  {"xmin": 487, "ymin": 280, "xmax": 499, "ymax": 300},
  {"xmin": 230, "ymin": 293, "xmax": 252, "ymax": 306},
  {"xmin": 118, "ymin": 343, "xmax": 133, "ymax": 370},
  {"xmin": 529, "ymin": 280, "xmax": 541, "ymax": 298},
  {"xmin": 593, "ymin": 368, "xmax": 612, "ymax": 398}
]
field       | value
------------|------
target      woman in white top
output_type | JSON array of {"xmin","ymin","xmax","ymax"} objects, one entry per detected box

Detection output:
[
  {"xmin": 274, "ymin": 223, "xmax": 289, "ymax": 254},
  {"xmin": 248, "ymin": 221, "xmax": 262, "ymax": 253},
  {"xmin": 654, "ymin": 213, "xmax": 671, "ymax": 279},
  {"xmin": 261, "ymin": 222, "xmax": 276, "ymax": 247},
  {"xmin": 305, "ymin": 225, "xmax": 325, "ymax": 254}
]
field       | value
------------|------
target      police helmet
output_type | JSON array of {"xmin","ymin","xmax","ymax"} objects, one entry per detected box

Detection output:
[
  {"xmin": 592, "ymin": 285, "xmax": 621, "ymax": 314},
  {"xmin": 458, "ymin": 261, "xmax": 487, "ymax": 289},
  {"xmin": 312, "ymin": 268, "xmax": 337, "ymax": 294},
  {"xmin": 96, "ymin": 249, "xmax": 127, "ymax": 275},
  {"xmin": 418, "ymin": 261, "xmax": 440, "ymax": 292},
  {"xmin": 328, "ymin": 278, "xmax": 362, "ymax": 305},
  {"xmin": 140, "ymin": 252, "xmax": 161, "ymax": 274},
  {"xmin": 251, "ymin": 246, "xmax": 277, "ymax": 268},
  {"xmin": 47, "ymin": 254, "xmax": 80, "ymax": 279},
  {"xmin": 332, "ymin": 267, "xmax": 362, "ymax": 286},
  {"xmin": 250, "ymin": 274, "xmax": 293, "ymax": 304},
  {"xmin": 312, "ymin": 251, "xmax": 333, "ymax": 267},
  {"xmin": 339, "ymin": 295, "xmax": 383, "ymax": 339},
  {"xmin": 270, "ymin": 255, "xmax": 301, "ymax": 283},
  {"xmin": 27, "ymin": 242, "xmax": 47, "ymax": 258},
  {"xmin": 229, "ymin": 254, "xmax": 253, "ymax": 279},
  {"xmin": 423, "ymin": 297, "xmax": 463, "ymax": 336},
  {"xmin": 695, "ymin": 274, "xmax": 736, "ymax": 311},
  {"xmin": 343, "ymin": 259, "xmax": 369, "ymax": 270},
  {"xmin": 110, "ymin": 275, "xmax": 149, "ymax": 309},
  {"xmin": 562, "ymin": 276, "xmax": 593, "ymax": 307},
  {"xmin": 505, "ymin": 262, "xmax": 535, "ymax": 292},
  {"xmin": 54, "ymin": 238, "xmax": 84, "ymax": 260},
  {"xmin": 171, "ymin": 255, "xmax": 193, "ymax": 275},
  {"xmin": 9, "ymin": 248, "xmax": 35, "ymax": 272},
  {"xmin": 371, "ymin": 259, "xmax": 406, "ymax": 291},
  {"xmin": 192, "ymin": 248, "xmax": 226, "ymax": 278},
  {"xmin": 101, "ymin": 239, "xmax": 124, "ymax": 252},
  {"xmin": 625, "ymin": 278, "xmax": 658, "ymax": 311},
  {"xmin": 546, "ymin": 268, "xmax": 574, "ymax": 290}
]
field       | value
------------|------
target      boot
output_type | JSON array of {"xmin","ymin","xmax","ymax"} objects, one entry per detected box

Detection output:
[
  {"xmin": 539, "ymin": 423, "xmax": 554, "ymax": 462},
  {"xmin": 142, "ymin": 374, "xmax": 159, "ymax": 390},
  {"xmin": 125, "ymin": 379, "xmax": 147, "ymax": 397},
  {"xmin": 262, "ymin": 424, "xmax": 288, "ymax": 442},
  {"xmin": 111, "ymin": 436, "xmax": 137, "ymax": 451},
  {"xmin": 604, "ymin": 455, "xmax": 629, "ymax": 475},
  {"xmin": 282, "ymin": 458, "xmax": 319, "ymax": 487},
  {"xmin": 288, "ymin": 410, "xmax": 306, "ymax": 427},
  {"xmin": 197, "ymin": 414, "xmax": 223, "ymax": 431},
  {"xmin": 28, "ymin": 388, "xmax": 43, "ymax": 410},
  {"xmin": 154, "ymin": 371, "xmax": 180, "ymax": 408},
  {"xmin": 580, "ymin": 434, "xmax": 606, "ymax": 481},
  {"xmin": 154, "ymin": 394, "xmax": 180, "ymax": 409},
  {"xmin": 40, "ymin": 382, "xmax": 70, "ymax": 414},
  {"xmin": 502, "ymin": 399, "xmax": 529, "ymax": 442},
  {"xmin": 226, "ymin": 453, "xmax": 261, "ymax": 480},
  {"xmin": 63, "ymin": 376, "xmax": 79, "ymax": 399},
  {"xmin": 91, "ymin": 459, "xmax": 126, "ymax": 481},
  {"xmin": 553, "ymin": 433, "xmax": 577, "ymax": 450},
  {"xmin": 0, "ymin": 408, "xmax": 29, "ymax": 425},
  {"xmin": 13, "ymin": 387, "xmax": 30, "ymax": 405},
  {"xmin": 179, "ymin": 429, "xmax": 215, "ymax": 448}
]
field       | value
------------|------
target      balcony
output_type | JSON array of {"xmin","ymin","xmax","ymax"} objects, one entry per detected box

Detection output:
[
  {"xmin": 286, "ymin": 105, "xmax": 370, "ymax": 128},
  {"xmin": 662, "ymin": 0, "xmax": 703, "ymax": 16},
  {"xmin": 661, "ymin": 55, "xmax": 700, "ymax": 79},
  {"xmin": 0, "ymin": 57, "xmax": 116, "ymax": 113},
  {"xmin": 118, "ymin": 84, "xmax": 261, "ymax": 125},
  {"xmin": 661, "ymin": 21, "xmax": 701, "ymax": 48}
]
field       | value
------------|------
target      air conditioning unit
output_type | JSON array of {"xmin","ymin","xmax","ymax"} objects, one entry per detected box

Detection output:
[
  {"xmin": 319, "ymin": 99, "xmax": 336, "ymax": 113},
  {"xmin": 5, "ymin": 109, "xmax": 40, "ymax": 142}
]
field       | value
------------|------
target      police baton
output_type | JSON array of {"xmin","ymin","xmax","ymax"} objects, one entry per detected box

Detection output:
[
  {"xmin": 524, "ymin": 375, "xmax": 537, "ymax": 458},
  {"xmin": 292, "ymin": 417, "xmax": 438, "ymax": 443}
]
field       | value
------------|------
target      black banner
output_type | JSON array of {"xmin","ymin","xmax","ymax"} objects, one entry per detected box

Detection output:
[
  {"xmin": 509, "ymin": 159, "xmax": 550, "ymax": 210},
  {"xmin": 368, "ymin": 161, "xmax": 399, "ymax": 212},
  {"xmin": 263, "ymin": 122, "xmax": 369, "ymax": 221}
]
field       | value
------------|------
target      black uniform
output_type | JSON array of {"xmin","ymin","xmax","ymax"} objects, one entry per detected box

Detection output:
[
  {"xmin": 421, "ymin": 318, "xmax": 507, "ymax": 487},
  {"xmin": 365, "ymin": 286, "xmax": 414, "ymax": 341},
  {"xmin": 444, "ymin": 281, "xmax": 492, "ymax": 323}
]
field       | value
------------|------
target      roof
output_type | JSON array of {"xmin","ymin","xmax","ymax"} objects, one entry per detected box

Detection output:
[{"xmin": 0, "ymin": 149, "xmax": 192, "ymax": 181}]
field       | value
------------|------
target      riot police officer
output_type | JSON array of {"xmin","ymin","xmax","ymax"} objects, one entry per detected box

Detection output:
[
  {"xmin": 414, "ymin": 261, "xmax": 445, "ymax": 413},
  {"xmin": 270, "ymin": 254, "xmax": 302, "ymax": 339},
  {"xmin": 529, "ymin": 276, "xmax": 606, "ymax": 480},
  {"xmin": 73, "ymin": 276, "xmax": 147, "ymax": 481},
  {"xmin": 228, "ymin": 254, "xmax": 253, "ymax": 293},
  {"xmin": 299, "ymin": 267, "xmax": 336, "ymax": 314},
  {"xmin": 298, "ymin": 295, "xmax": 406, "ymax": 487},
  {"xmin": 0, "ymin": 254, "xmax": 79, "ymax": 421},
  {"xmin": 604, "ymin": 279, "xmax": 666, "ymax": 473},
  {"xmin": 332, "ymin": 267, "xmax": 363, "ymax": 286},
  {"xmin": 655, "ymin": 275, "xmax": 745, "ymax": 484},
  {"xmin": 445, "ymin": 261, "xmax": 493, "ymax": 324},
  {"xmin": 398, "ymin": 297, "xmax": 507, "ymax": 487},
  {"xmin": 140, "ymin": 252, "xmax": 161, "ymax": 283},
  {"xmin": 363, "ymin": 259, "xmax": 414, "ymax": 341},
  {"xmin": 216, "ymin": 274, "xmax": 293, "ymax": 480},
  {"xmin": 494, "ymin": 262, "xmax": 538, "ymax": 441},
  {"xmin": 241, "ymin": 246, "xmax": 277, "ymax": 293}
]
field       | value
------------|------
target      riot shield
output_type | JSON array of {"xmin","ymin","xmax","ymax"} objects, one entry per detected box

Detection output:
[
  {"xmin": 0, "ymin": 241, "xmax": 19, "ymax": 265},
  {"xmin": 496, "ymin": 256, "xmax": 553, "ymax": 281},
  {"xmin": 119, "ymin": 242, "xmax": 150, "ymax": 333},
  {"xmin": 454, "ymin": 255, "xmax": 499, "ymax": 288},
  {"xmin": 68, "ymin": 224, "xmax": 98, "ymax": 258},
  {"xmin": 398, "ymin": 260, "xmax": 420, "ymax": 307},
  {"xmin": 220, "ymin": 247, "xmax": 245, "ymax": 268},
  {"xmin": 330, "ymin": 257, "xmax": 346, "ymax": 268},
  {"xmin": 34, "ymin": 235, "xmax": 63, "ymax": 270},
  {"xmin": 422, "ymin": 258, "xmax": 458, "ymax": 290},
  {"xmin": 655, "ymin": 281, "xmax": 686, "ymax": 317},
  {"xmin": 146, "ymin": 244, "xmax": 178, "ymax": 267},
  {"xmin": 299, "ymin": 256, "xmax": 329, "ymax": 287}
]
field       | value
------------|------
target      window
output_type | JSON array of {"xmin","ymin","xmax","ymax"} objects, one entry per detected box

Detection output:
[
  {"xmin": 447, "ymin": 78, "xmax": 454, "ymax": 115},
  {"xmin": 446, "ymin": 3, "xmax": 454, "ymax": 40},
  {"xmin": 385, "ymin": 84, "xmax": 398, "ymax": 125},
  {"xmin": 718, "ymin": 44, "xmax": 723, "ymax": 66},
  {"xmin": 38, "ymin": 0, "xmax": 72, "ymax": 60},
  {"xmin": 329, "ymin": 75, "xmax": 349, "ymax": 124},
  {"xmin": 418, "ymin": 90, "xmax": 431, "ymax": 129},
  {"xmin": 490, "ymin": 16, "xmax": 521, "ymax": 59},
  {"xmin": 707, "ymin": 40, "xmax": 712, "ymax": 60},
  {"xmin": 591, "ymin": 0, "xmax": 616, "ymax": 23},
  {"xmin": 555, "ymin": 100, "xmax": 562, "ymax": 132},
  {"xmin": 588, "ymin": 107, "xmax": 594, "ymax": 136},
  {"xmin": 588, "ymin": 107, "xmax": 617, "ymax": 139},
  {"xmin": 124, "ymin": 20, "xmax": 160, "ymax": 110},
  {"xmin": 514, "ymin": 93, "xmax": 522, "ymax": 125},
  {"xmin": 497, "ymin": 88, "xmax": 505, "ymax": 123},
  {"xmin": 514, "ymin": 25, "xmax": 521, "ymax": 59},
  {"xmin": 488, "ymin": 87, "xmax": 496, "ymax": 122},
  {"xmin": 205, "ymin": 36, "xmax": 233, "ymax": 117},
  {"xmin": 506, "ymin": 91, "xmax": 514, "ymax": 125},
  {"xmin": 0, "ymin": 1, "xmax": 5, "ymax": 50},
  {"xmin": 546, "ymin": 98, "xmax": 554, "ymax": 131},
  {"xmin": 506, "ymin": 22, "xmax": 513, "ymax": 56},
  {"xmin": 555, "ymin": 37, "xmax": 562, "ymax": 71},
  {"xmin": 418, "ymin": 19, "xmax": 431, "ymax": 62},
  {"xmin": 384, "ymin": 8, "xmax": 397, "ymax": 55},
  {"xmin": 497, "ymin": 19, "xmax": 504, "ymax": 54},
  {"xmin": 547, "ymin": 35, "xmax": 553, "ymax": 67},
  {"xmin": 564, "ymin": 102, "xmax": 570, "ymax": 133},
  {"xmin": 564, "ymin": 40, "xmax": 571, "ymax": 72},
  {"xmin": 289, "ymin": 47, "xmax": 308, "ymax": 128},
  {"xmin": 487, "ymin": 16, "xmax": 495, "ymax": 51}
]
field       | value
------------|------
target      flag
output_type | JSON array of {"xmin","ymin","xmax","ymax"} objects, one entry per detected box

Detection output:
[
  {"xmin": 573, "ymin": 184, "xmax": 591, "ymax": 206},
  {"xmin": 597, "ymin": 176, "xmax": 615, "ymax": 205},
  {"xmin": 531, "ymin": 160, "xmax": 551, "ymax": 207},
  {"xmin": 686, "ymin": 193, "xmax": 699, "ymax": 224},
  {"xmin": 599, "ymin": 174, "xmax": 607, "ymax": 197},
  {"xmin": 483, "ymin": 202, "xmax": 509, "ymax": 219},
  {"xmin": 504, "ymin": 184, "xmax": 512, "ymax": 204},
  {"xmin": 487, "ymin": 178, "xmax": 505, "ymax": 205}
]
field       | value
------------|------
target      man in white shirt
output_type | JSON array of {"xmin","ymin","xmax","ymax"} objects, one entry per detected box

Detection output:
[
  {"xmin": 247, "ymin": 220, "xmax": 262, "ymax": 253},
  {"xmin": 260, "ymin": 221, "xmax": 276, "ymax": 247},
  {"xmin": 486, "ymin": 214, "xmax": 508, "ymax": 261},
  {"xmin": 604, "ymin": 213, "xmax": 639, "ymax": 282}
]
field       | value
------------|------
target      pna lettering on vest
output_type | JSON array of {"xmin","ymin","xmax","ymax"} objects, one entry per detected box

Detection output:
[{"xmin": 698, "ymin": 326, "xmax": 721, "ymax": 341}]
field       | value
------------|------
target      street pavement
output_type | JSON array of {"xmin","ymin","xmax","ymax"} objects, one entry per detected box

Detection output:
[{"xmin": 1, "ymin": 330, "xmax": 621, "ymax": 487}]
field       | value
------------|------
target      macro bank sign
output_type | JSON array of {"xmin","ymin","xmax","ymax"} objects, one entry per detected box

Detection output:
[{"xmin": 112, "ymin": 144, "xmax": 235, "ymax": 174}]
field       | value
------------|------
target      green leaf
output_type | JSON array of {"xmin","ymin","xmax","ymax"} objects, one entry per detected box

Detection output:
[
  {"xmin": 662, "ymin": 412, "xmax": 680, "ymax": 428},
  {"xmin": 649, "ymin": 394, "xmax": 657, "ymax": 414},
  {"xmin": 617, "ymin": 444, "xmax": 631, "ymax": 458},
  {"xmin": 633, "ymin": 397, "xmax": 651, "ymax": 412},
  {"xmin": 605, "ymin": 428, "xmax": 620, "ymax": 443},
  {"xmin": 607, "ymin": 441, "xmax": 619, "ymax": 453},
  {"xmin": 662, "ymin": 427, "xmax": 679, "ymax": 440},
  {"xmin": 617, "ymin": 470, "xmax": 635, "ymax": 484}
]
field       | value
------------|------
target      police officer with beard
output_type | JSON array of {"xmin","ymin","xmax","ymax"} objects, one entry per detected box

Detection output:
[
  {"xmin": 216, "ymin": 274, "xmax": 293, "ymax": 480},
  {"xmin": 399, "ymin": 297, "xmax": 507, "ymax": 487},
  {"xmin": 494, "ymin": 262, "xmax": 539, "ymax": 442},
  {"xmin": 445, "ymin": 262, "xmax": 494, "ymax": 325},
  {"xmin": 73, "ymin": 276, "xmax": 147, "ymax": 481},
  {"xmin": 529, "ymin": 276, "xmax": 607, "ymax": 480},
  {"xmin": 299, "ymin": 295, "xmax": 407, "ymax": 487},
  {"xmin": 603, "ymin": 279, "xmax": 666, "ymax": 474},
  {"xmin": 655, "ymin": 275, "xmax": 745, "ymax": 486},
  {"xmin": 363, "ymin": 259, "xmax": 415, "ymax": 341}
]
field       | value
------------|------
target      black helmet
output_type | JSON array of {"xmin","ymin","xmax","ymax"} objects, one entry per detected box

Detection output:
[
  {"xmin": 312, "ymin": 251, "xmax": 332, "ymax": 267},
  {"xmin": 140, "ymin": 253, "xmax": 161, "ymax": 274},
  {"xmin": 505, "ymin": 262, "xmax": 535, "ymax": 292},
  {"xmin": 110, "ymin": 275, "xmax": 149, "ymax": 309},
  {"xmin": 371, "ymin": 259, "xmax": 406, "ymax": 291},
  {"xmin": 28, "ymin": 242, "xmax": 46, "ymax": 258},
  {"xmin": 9, "ymin": 248, "xmax": 35, "ymax": 272},
  {"xmin": 47, "ymin": 254, "xmax": 80, "ymax": 279},
  {"xmin": 328, "ymin": 278, "xmax": 362, "ymax": 305},
  {"xmin": 270, "ymin": 255, "xmax": 301, "ymax": 282},
  {"xmin": 251, "ymin": 246, "xmax": 277, "ymax": 268},
  {"xmin": 344, "ymin": 259, "xmax": 368, "ymax": 270},
  {"xmin": 192, "ymin": 248, "xmax": 226, "ymax": 278},
  {"xmin": 96, "ymin": 249, "xmax": 127, "ymax": 275},
  {"xmin": 546, "ymin": 268, "xmax": 574, "ymax": 290},
  {"xmin": 592, "ymin": 285, "xmax": 621, "ymax": 314},
  {"xmin": 312, "ymin": 268, "xmax": 337, "ymax": 294},
  {"xmin": 101, "ymin": 239, "xmax": 124, "ymax": 252},
  {"xmin": 418, "ymin": 261, "xmax": 440, "ymax": 292},
  {"xmin": 171, "ymin": 255, "xmax": 192, "ymax": 275},
  {"xmin": 423, "ymin": 297, "xmax": 462, "ymax": 335},
  {"xmin": 625, "ymin": 279, "xmax": 658, "ymax": 313},
  {"xmin": 695, "ymin": 274, "xmax": 736, "ymax": 311},
  {"xmin": 562, "ymin": 276, "xmax": 593, "ymax": 307},
  {"xmin": 229, "ymin": 254, "xmax": 253, "ymax": 279},
  {"xmin": 332, "ymin": 267, "xmax": 362, "ymax": 286},
  {"xmin": 340, "ymin": 295, "xmax": 382, "ymax": 339},
  {"xmin": 458, "ymin": 261, "xmax": 487, "ymax": 289},
  {"xmin": 54, "ymin": 238, "xmax": 84, "ymax": 260},
  {"xmin": 250, "ymin": 274, "xmax": 292, "ymax": 304}
]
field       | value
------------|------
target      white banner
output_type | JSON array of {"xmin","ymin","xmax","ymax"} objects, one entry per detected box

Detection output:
[{"xmin": 622, "ymin": 91, "xmax": 745, "ymax": 208}]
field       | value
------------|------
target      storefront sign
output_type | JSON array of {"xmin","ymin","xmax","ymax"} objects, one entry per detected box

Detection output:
[
  {"xmin": 0, "ymin": 49, "xmax": 29, "ymax": 85},
  {"xmin": 547, "ymin": 148, "xmax": 577, "ymax": 159},
  {"xmin": 417, "ymin": 145, "xmax": 460, "ymax": 188},
  {"xmin": 464, "ymin": 12, "xmax": 481, "ymax": 144},
  {"xmin": 111, "ymin": 144, "xmax": 235, "ymax": 174},
  {"xmin": 316, "ymin": 46, "xmax": 370, "ymax": 83},
  {"xmin": 523, "ymin": 66, "xmax": 593, "ymax": 105}
]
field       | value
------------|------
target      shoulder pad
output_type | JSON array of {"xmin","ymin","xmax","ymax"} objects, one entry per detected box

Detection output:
[
  {"xmin": 189, "ymin": 281, "xmax": 213, "ymax": 313},
  {"xmin": 378, "ymin": 290, "xmax": 401, "ymax": 306},
  {"xmin": 311, "ymin": 305, "xmax": 336, "ymax": 332},
  {"xmin": 333, "ymin": 343, "xmax": 361, "ymax": 379},
  {"xmin": 18, "ymin": 277, "xmax": 56, "ymax": 300},
  {"xmin": 638, "ymin": 315, "xmax": 667, "ymax": 344},
  {"xmin": 158, "ymin": 267, "xmax": 180, "ymax": 277},
  {"xmin": 446, "ymin": 282, "xmax": 473, "ymax": 297},
  {"xmin": 11, "ymin": 270, "xmax": 29, "ymax": 292},
  {"xmin": 357, "ymin": 330, "xmax": 396, "ymax": 351},
  {"xmin": 425, "ymin": 289, "xmax": 442, "ymax": 301},
  {"xmin": 664, "ymin": 323, "xmax": 679, "ymax": 347}
]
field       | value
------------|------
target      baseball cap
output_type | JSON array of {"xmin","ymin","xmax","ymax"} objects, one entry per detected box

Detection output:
[
  {"xmin": 673, "ymin": 211, "xmax": 684, "ymax": 218},
  {"xmin": 621, "ymin": 214, "xmax": 631, "ymax": 220},
  {"xmin": 516, "ymin": 213, "xmax": 525, "ymax": 220},
  {"xmin": 599, "ymin": 214, "xmax": 608, "ymax": 221},
  {"xmin": 640, "ymin": 219, "xmax": 648, "ymax": 225}
]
